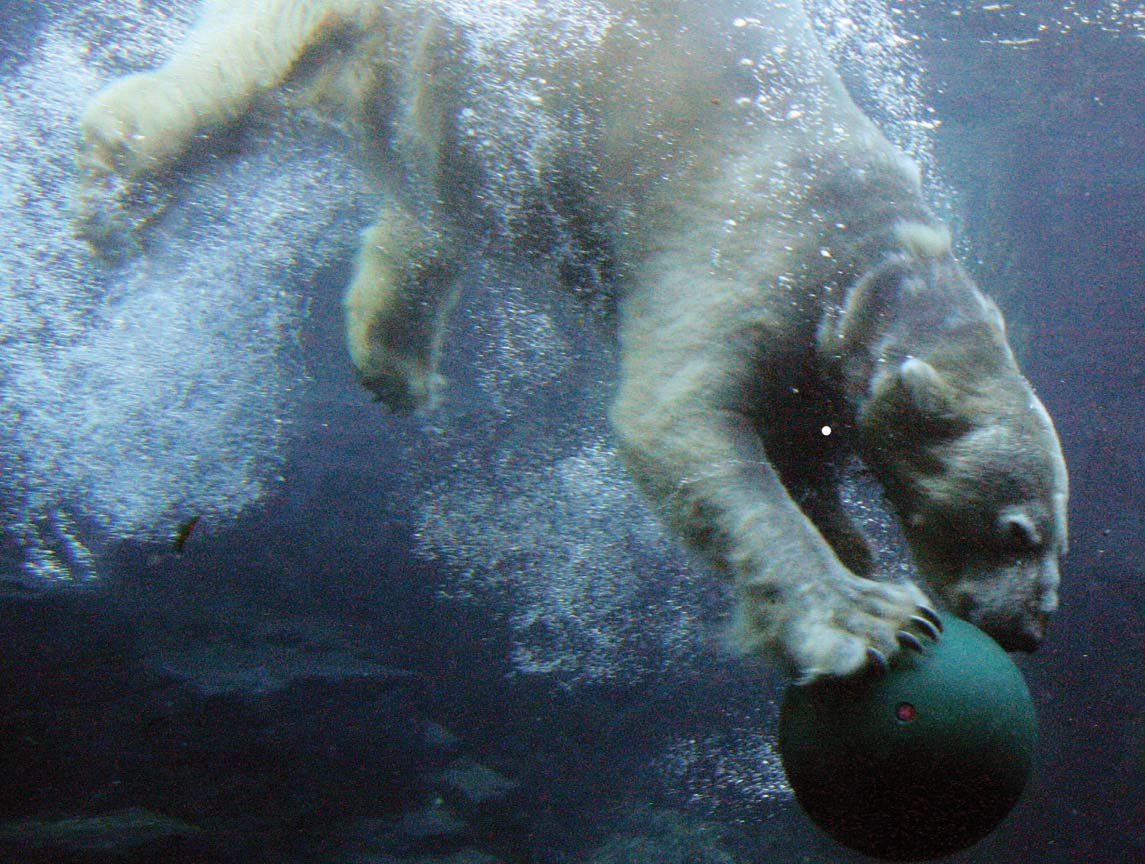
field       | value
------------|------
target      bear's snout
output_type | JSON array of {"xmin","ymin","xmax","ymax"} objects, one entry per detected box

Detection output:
[
  {"xmin": 958, "ymin": 600, "xmax": 1048, "ymax": 653},
  {"xmin": 943, "ymin": 567, "xmax": 1057, "ymax": 653},
  {"xmin": 989, "ymin": 610, "xmax": 1049, "ymax": 653}
]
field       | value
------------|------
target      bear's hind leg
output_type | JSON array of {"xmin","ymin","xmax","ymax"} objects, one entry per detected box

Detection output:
[
  {"xmin": 343, "ymin": 202, "xmax": 461, "ymax": 411},
  {"xmin": 801, "ymin": 486, "xmax": 874, "ymax": 577},
  {"xmin": 776, "ymin": 437, "xmax": 875, "ymax": 576},
  {"xmin": 75, "ymin": 0, "xmax": 383, "ymax": 256}
]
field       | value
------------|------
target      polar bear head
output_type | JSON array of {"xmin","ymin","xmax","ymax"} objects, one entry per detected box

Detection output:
[{"xmin": 853, "ymin": 257, "xmax": 1069, "ymax": 653}]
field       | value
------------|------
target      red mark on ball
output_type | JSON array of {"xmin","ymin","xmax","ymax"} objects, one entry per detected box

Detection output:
[{"xmin": 895, "ymin": 702, "xmax": 918, "ymax": 722}]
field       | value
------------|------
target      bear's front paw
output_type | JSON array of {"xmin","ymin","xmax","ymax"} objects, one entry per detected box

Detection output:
[{"xmin": 764, "ymin": 574, "xmax": 943, "ymax": 684}]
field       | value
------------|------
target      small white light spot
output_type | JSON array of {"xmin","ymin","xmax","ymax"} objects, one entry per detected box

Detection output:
[{"xmin": 821, "ymin": 425, "xmax": 832, "ymax": 436}]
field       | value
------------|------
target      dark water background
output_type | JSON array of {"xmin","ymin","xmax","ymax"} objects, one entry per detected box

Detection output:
[{"xmin": 0, "ymin": 2, "xmax": 1141, "ymax": 862}]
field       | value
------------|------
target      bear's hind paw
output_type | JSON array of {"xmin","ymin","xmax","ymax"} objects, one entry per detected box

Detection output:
[
  {"xmin": 72, "ymin": 171, "xmax": 148, "ymax": 261},
  {"xmin": 355, "ymin": 359, "xmax": 444, "ymax": 413}
]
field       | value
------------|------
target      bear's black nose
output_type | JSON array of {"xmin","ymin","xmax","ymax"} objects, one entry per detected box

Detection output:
[{"xmin": 992, "ymin": 612, "xmax": 1048, "ymax": 653}]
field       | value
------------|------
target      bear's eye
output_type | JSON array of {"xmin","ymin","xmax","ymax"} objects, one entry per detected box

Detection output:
[{"xmin": 997, "ymin": 509, "xmax": 1042, "ymax": 553}]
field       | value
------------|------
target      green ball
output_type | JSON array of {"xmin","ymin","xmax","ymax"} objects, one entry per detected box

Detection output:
[{"xmin": 778, "ymin": 615, "xmax": 1037, "ymax": 861}]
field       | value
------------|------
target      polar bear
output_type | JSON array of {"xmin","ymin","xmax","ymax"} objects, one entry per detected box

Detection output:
[{"xmin": 74, "ymin": 0, "xmax": 1068, "ymax": 682}]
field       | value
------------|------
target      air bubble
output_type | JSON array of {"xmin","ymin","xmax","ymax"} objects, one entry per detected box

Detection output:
[{"xmin": 0, "ymin": 1, "xmax": 377, "ymax": 573}]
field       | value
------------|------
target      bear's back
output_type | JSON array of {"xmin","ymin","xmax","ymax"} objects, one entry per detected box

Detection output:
[{"xmin": 304, "ymin": 1, "xmax": 873, "ymax": 216}]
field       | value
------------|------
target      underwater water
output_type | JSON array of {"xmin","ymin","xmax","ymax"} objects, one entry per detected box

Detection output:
[{"xmin": 0, "ymin": 1, "xmax": 1141, "ymax": 863}]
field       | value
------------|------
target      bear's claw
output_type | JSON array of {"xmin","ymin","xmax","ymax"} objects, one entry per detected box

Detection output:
[
  {"xmin": 915, "ymin": 604, "xmax": 944, "ymax": 634},
  {"xmin": 896, "ymin": 630, "xmax": 925, "ymax": 652},
  {"xmin": 910, "ymin": 611, "xmax": 943, "ymax": 641},
  {"xmin": 858, "ymin": 622, "xmax": 935, "ymax": 679},
  {"xmin": 866, "ymin": 646, "xmax": 890, "ymax": 673}
]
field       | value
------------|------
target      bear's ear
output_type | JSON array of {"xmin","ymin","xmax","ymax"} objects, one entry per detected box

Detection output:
[
  {"xmin": 997, "ymin": 505, "xmax": 1043, "ymax": 551},
  {"xmin": 899, "ymin": 358, "xmax": 954, "ymax": 415},
  {"xmin": 879, "ymin": 358, "xmax": 969, "ymax": 435}
]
